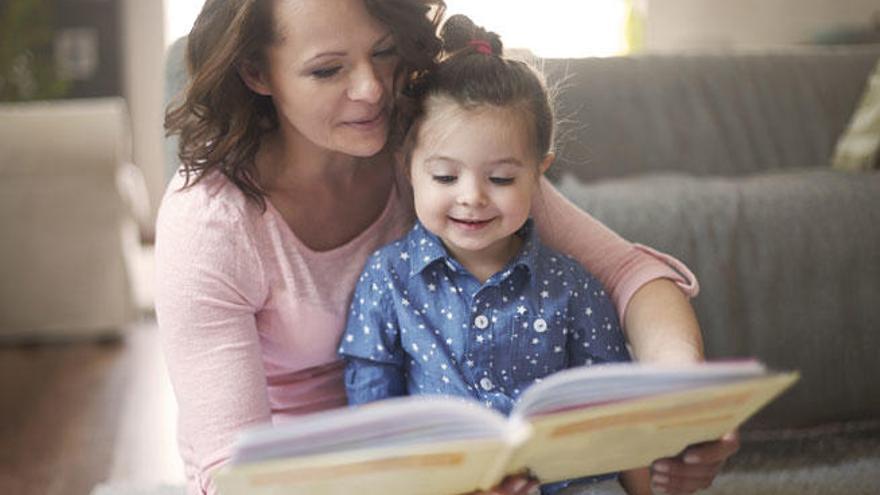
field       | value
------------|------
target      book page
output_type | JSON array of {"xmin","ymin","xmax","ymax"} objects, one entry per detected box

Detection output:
[
  {"xmin": 216, "ymin": 396, "xmax": 531, "ymax": 495},
  {"xmin": 217, "ymin": 437, "xmax": 512, "ymax": 495},
  {"xmin": 505, "ymin": 372, "xmax": 798, "ymax": 483},
  {"xmin": 513, "ymin": 360, "xmax": 768, "ymax": 418},
  {"xmin": 232, "ymin": 396, "xmax": 508, "ymax": 464}
]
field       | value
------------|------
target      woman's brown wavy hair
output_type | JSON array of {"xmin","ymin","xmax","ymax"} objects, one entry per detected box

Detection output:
[{"xmin": 165, "ymin": 0, "xmax": 446, "ymax": 210}]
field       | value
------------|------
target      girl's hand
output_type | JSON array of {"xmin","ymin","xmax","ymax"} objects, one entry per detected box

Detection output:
[
  {"xmin": 465, "ymin": 474, "xmax": 540, "ymax": 495},
  {"xmin": 649, "ymin": 431, "xmax": 740, "ymax": 494}
]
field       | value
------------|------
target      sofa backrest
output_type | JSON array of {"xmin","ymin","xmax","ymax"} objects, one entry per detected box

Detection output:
[{"xmin": 542, "ymin": 45, "xmax": 880, "ymax": 181}]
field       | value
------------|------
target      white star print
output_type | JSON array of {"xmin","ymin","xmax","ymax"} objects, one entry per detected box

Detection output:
[
  {"xmin": 540, "ymin": 290, "xmax": 549, "ymax": 298},
  {"xmin": 517, "ymin": 306, "xmax": 527, "ymax": 315},
  {"xmin": 428, "ymin": 283, "xmax": 436, "ymax": 292},
  {"xmin": 400, "ymin": 252, "xmax": 409, "ymax": 260}
]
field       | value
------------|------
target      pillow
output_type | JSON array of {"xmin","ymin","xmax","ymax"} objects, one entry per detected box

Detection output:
[{"xmin": 832, "ymin": 59, "xmax": 880, "ymax": 171}]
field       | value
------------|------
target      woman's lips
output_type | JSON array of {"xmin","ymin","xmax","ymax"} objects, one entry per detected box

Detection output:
[{"xmin": 344, "ymin": 111, "xmax": 386, "ymax": 130}]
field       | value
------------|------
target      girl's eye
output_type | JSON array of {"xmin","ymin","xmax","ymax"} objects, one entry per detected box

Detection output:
[
  {"xmin": 432, "ymin": 175, "xmax": 456, "ymax": 184},
  {"xmin": 374, "ymin": 46, "xmax": 398, "ymax": 58},
  {"xmin": 490, "ymin": 177, "xmax": 515, "ymax": 185},
  {"xmin": 311, "ymin": 66, "xmax": 342, "ymax": 79}
]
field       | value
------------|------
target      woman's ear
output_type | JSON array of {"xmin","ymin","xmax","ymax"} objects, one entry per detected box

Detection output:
[
  {"xmin": 238, "ymin": 60, "xmax": 272, "ymax": 96},
  {"xmin": 538, "ymin": 152, "xmax": 555, "ymax": 175}
]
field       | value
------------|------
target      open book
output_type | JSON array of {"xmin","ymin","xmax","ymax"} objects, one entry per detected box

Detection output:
[{"xmin": 215, "ymin": 361, "xmax": 798, "ymax": 495}]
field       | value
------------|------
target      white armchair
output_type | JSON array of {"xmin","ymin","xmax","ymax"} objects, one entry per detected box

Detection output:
[{"xmin": 0, "ymin": 98, "xmax": 143, "ymax": 341}]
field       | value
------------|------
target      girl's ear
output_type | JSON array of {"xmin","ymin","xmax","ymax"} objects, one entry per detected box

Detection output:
[
  {"xmin": 538, "ymin": 152, "xmax": 555, "ymax": 175},
  {"xmin": 238, "ymin": 60, "xmax": 272, "ymax": 96}
]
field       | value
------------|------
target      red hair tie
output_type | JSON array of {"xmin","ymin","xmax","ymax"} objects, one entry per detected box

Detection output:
[{"xmin": 468, "ymin": 39, "xmax": 493, "ymax": 55}]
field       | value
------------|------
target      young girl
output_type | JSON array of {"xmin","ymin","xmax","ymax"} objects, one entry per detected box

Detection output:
[{"xmin": 338, "ymin": 15, "xmax": 650, "ymax": 495}]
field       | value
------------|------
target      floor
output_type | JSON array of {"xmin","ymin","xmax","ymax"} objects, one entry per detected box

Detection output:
[{"xmin": 0, "ymin": 316, "xmax": 184, "ymax": 495}]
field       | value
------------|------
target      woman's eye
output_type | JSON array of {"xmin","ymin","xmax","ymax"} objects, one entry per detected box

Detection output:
[
  {"xmin": 490, "ymin": 177, "xmax": 515, "ymax": 185},
  {"xmin": 432, "ymin": 175, "xmax": 456, "ymax": 184},
  {"xmin": 311, "ymin": 66, "xmax": 342, "ymax": 79},
  {"xmin": 374, "ymin": 46, "xmax": 398, "ymax": 58}
]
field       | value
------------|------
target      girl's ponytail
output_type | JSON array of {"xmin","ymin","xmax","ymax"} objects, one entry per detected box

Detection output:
[{"xmin": 440, "ymin": 14, "xmax": 502, "ymax": 56}]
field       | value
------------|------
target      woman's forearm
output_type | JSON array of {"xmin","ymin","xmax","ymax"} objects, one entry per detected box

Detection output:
[{"xmin": 623, "ymin": 279, "xmax": 704, "ymax": 364}]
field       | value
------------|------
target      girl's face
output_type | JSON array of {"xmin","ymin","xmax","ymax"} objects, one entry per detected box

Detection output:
[
  {"xmin": 410, "ymin": 100, "xmax": 553, "ymax": 263},
  {"xmin": 244, "ymin": 0, "xmax": 398, "ymax": 158}
]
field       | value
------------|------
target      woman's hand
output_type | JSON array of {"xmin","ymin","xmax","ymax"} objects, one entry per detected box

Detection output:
[
  {"xmin": 649, "ymin": 431, "xmax": 740, "ymax": 494},
  {"xmin": 466, "ymin": 474, "xmax": 540, "ymax": 495}
]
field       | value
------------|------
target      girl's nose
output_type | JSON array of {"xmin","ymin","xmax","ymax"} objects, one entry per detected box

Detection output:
[
  {"xmin": 348, "ymin": 64, "xmax": 383, "ymax": 104},
  {"xmin": 456, "ymin": 179, "xmax": 488, "ymax": 207}
]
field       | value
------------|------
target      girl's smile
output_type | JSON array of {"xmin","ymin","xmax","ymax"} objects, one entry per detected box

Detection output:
[{"xmin": 449, "ymin": 216, "xmax": 496, "ymax": 230}]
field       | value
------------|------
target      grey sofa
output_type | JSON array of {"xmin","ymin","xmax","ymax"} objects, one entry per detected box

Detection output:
[{"xmin": 541, "ymin": 46, "xmax": 880, "ymax": 432}]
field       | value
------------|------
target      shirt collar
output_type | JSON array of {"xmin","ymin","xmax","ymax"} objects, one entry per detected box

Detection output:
[
  {"xmin": 406, "ymin": 219, "xmax": 542, "ymax": 285},
  {"xmin": 406, "ymin": 222, "xmax": 451, "ymax": 277}
]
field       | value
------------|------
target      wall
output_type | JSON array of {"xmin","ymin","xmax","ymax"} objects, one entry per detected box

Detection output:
[
  {"xmin": 122, "ymin": 0, "xmax": 165, "ymax": 240},
  {"xmin": 645, "ymin": 0, "xmax": 880, "ymax": 51}
]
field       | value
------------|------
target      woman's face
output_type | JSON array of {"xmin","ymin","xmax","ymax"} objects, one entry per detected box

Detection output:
[{"xmin": 249, "ymin": 0, "xmax": 399, "ymax": 158}]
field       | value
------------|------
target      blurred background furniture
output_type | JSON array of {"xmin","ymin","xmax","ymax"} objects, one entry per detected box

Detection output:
[{"xmin": 0, "ymin": 97, "xmax": 147, "ymax": 342}]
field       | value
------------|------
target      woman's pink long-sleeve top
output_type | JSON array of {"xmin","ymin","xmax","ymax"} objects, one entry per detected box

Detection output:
[{"xmin": 155, "ymin": 171, "xmax": 697, "ymax": 495}]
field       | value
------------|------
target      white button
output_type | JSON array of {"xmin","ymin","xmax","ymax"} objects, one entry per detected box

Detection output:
[
  {"xmin": 533, "ymin": 318, "xmax": 548, "ymax": 333},
  {"xmin": 474, "ymin": 315, "xmax": 489, "ymax": 329},
  {"xmin": 480, "ymin": 377, "xmax": 494, "ymax": 391}
]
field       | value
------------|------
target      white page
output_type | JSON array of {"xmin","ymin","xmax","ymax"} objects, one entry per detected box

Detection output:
[
  {"xmin": 232, "ymin": 396, "xmax": 509, "ymax": 464},
  {"xmin": 513, "ymin": 360, "xmax": 767, "ymax": 418}
]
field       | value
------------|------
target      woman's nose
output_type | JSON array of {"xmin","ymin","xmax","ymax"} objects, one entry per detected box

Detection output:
[{"xmin": 347, "ymin": 64, "xmax": 383, "ymax": 104}]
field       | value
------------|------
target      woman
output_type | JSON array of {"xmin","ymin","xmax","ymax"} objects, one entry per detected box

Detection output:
[{"xmin": 158, "ymin": 1, "xmax": 738, "ymax": 494}]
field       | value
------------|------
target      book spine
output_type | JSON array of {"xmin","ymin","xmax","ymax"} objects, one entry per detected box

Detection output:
[{"xmin": 476, "ymin": 417, "xmax": 534, "ymax": 489}]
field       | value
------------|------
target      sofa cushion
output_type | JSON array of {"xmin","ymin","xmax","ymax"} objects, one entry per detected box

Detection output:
[{"xmin": 554, "ymin": 169, "xmax": 880, "ymax": 427}]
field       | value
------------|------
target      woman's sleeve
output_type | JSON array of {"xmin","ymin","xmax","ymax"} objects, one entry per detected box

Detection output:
[
  {"xmin": 154, "ymin": 192, "xmax": 270, "ymax": 495},
  {"xmin": 533, "ymin": 177, "xmax": 699, "ymax": 319}
]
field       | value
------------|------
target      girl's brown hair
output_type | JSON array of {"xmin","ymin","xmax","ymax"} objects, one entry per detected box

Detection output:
[
  {"xmin": 165, "ymin": 0, "xmax": 445, "ymax": 210},
  {"xmin": 403, "ymin": 14, "xmax": 555, "ymax": 166}
]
